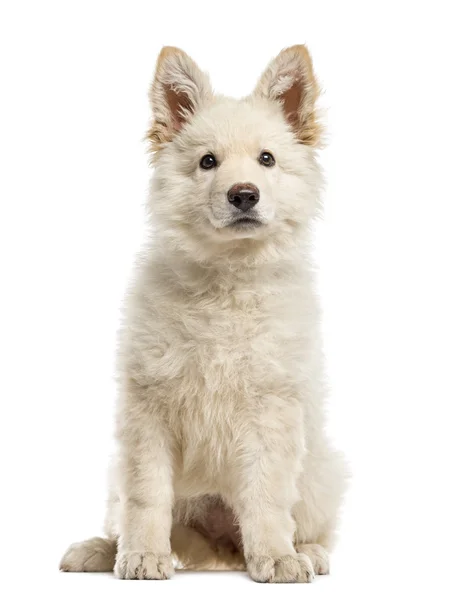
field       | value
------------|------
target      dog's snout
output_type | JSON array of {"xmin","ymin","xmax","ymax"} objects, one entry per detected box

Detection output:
[{"xmin": 227, "ymin": 183, "xmax": 260, "ymax": 212}]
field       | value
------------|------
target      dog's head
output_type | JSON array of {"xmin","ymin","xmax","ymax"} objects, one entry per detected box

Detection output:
[{"xmin": 147, "ymin": 46, "xmax": 323, "ymax": 262}]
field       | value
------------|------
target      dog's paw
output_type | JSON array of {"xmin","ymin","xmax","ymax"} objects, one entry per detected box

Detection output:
[
  {"xmin": 247, "ymin": 553, "xmax": 315, "ymax": 583},
  {"xmin": 296, "ymin": 543, "xmax": 330, "ymax": 575},
  {"xmin": 114, "ymin": 552, "xmax": 174, "ymax": 580},
  {"xmin": 59, "ymin": 537, "xmax": 117, "ymax": 572}
]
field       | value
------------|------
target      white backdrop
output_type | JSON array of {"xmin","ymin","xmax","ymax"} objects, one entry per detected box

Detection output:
[{"xmin": 1, "ymin": 1, "xmax": 461, "ymax": 598}]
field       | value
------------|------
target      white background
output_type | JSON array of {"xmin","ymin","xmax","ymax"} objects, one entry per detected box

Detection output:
[{"xmin": 1, "ymin": 1, "xmax": 461, "ymax": 598}]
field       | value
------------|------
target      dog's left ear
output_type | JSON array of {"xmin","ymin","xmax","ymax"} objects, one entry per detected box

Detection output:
[
  {"xmin": 253, "ymin": 45, "xmax": 321, "ymax": 146},
  {"xmin": 147, "ymin": 47, "xmax": 213, "ymax": 152}
]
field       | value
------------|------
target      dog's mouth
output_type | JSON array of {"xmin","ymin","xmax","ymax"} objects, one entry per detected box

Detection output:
[{"xmin": 227, "ymin": 217, "xmax": 263, "ymax": 228}]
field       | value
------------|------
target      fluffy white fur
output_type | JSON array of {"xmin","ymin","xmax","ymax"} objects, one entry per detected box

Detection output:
[{"xmin": 60, "ymin": 45, "xmax": 347, "ymax": 583}]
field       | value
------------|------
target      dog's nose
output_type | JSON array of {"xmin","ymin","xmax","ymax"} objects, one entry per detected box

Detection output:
[{"xmin": 227, "ymin": 183, "xmax": 260, "ymax": 212}]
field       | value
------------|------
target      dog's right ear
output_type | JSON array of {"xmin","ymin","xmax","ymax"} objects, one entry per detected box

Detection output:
[{"xmin": 147, "ymin": 47, "xmax": 213, "ymax": 153}]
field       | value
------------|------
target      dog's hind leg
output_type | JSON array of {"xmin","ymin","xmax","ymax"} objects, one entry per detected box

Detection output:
[
  {"xmin": 59, "ymin": 537, "xmax": 117, "ymax": 572},
  {"xmin": 60, "ymin": 465, "xmax": 120, "ymax": 573},
  {"xmin": 59, "ymin": 511, "xmax": 118, "ymax": 573}
]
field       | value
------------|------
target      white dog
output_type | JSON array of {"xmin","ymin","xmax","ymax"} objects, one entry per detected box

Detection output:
[{"xmin": 60, "ymin": 45, "xmax": 347, "ymax": 583}]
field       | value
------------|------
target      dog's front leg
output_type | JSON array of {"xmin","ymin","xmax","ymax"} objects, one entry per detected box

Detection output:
[
  {"xmin": 114, "ymin": 378, "xmax": 174, "ymax": 580},
  {"xmin": 228, "ymin": 397, "xmax": 313, "ymax": 583}
]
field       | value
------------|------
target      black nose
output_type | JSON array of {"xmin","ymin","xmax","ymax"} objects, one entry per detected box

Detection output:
[{"xmin": 227, "ymin": 183, "xmax": 260, "ymax": 212}]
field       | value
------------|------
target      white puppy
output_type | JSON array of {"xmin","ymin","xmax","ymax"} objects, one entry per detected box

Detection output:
[{"xmin": 60, "ymin": 45, "xmax": 347, "ymax": 583}]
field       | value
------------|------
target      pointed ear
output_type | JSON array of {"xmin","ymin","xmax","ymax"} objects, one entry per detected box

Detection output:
[
  {"xmin": 147, "ymin": 47, "xmax": 213, "ymax": 152},
  {"xmin": 253, "ymin": 45, "xmax": 321, "ymax": 146}
]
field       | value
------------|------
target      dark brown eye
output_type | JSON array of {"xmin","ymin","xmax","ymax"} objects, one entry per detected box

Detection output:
[
  {"xmin": 259, "ymin": 151, "xmax": 275, "ymax": 167},
  {"xmin": 200, "ymin": 154, "xmax": 217, "ymax": 170}
]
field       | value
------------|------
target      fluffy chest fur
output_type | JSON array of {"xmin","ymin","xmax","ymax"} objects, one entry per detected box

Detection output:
[
  {"xmin": 122, "ymin": 256, "xmax": 314, "ymax": 491},
  {"xmin": 127, "ymin": 258, "xmax": 313, "ymax": 389}
]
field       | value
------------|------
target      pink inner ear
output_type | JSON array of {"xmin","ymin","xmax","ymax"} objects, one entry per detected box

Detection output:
[
  {"xmin": 281, "ymin": 79, "xmax": 303, "ymax": 128},
  {"xmin": 165, "ymin": 85, "xmax": 192, "ymax": 132}
]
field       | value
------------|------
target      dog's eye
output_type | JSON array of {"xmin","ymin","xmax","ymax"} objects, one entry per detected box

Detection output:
[
  {"xmin": 199, "ymin": 154, "xmax": 217, "ymax": 170},
  {"xmin": 259, "ymin": 151, "xmax": 275, "ymax": 167}
]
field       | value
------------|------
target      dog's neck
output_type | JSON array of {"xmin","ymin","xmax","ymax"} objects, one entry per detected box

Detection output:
[{"xmin": 153, "ymin": 233, "xmax": 311, "ymax": 298}]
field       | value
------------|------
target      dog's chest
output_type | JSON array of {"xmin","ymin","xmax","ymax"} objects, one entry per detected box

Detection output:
[
  {"xmin": 181, "ymin": 290, "xmax": 300, "ymax": 384},
  {"xmin": 146, "ymin": 282, "xmax": 311, "ymax": 413},
  {"xmin": 137, "ymin": 282, "xmax": 310, "ymax": 488},
  {"xmin": 168, "ymin": 289, "xmax": 302, "ymax": 487}
]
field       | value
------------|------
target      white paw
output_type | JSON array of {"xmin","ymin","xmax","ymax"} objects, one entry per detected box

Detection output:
[
  {"xmin": 296, "ymin": 543, "xmax": 330, "ymax": 575},
  {"xmin": 59, "ymin": 537, "xmax": 116, "ymax": 572},
  {"xmin": 114, "ymin": 552, "xmax": 174, "ymax": 580},
  {"xmin": 247, "ymin": 553, "xmax": 315, "ymax": 583}
]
